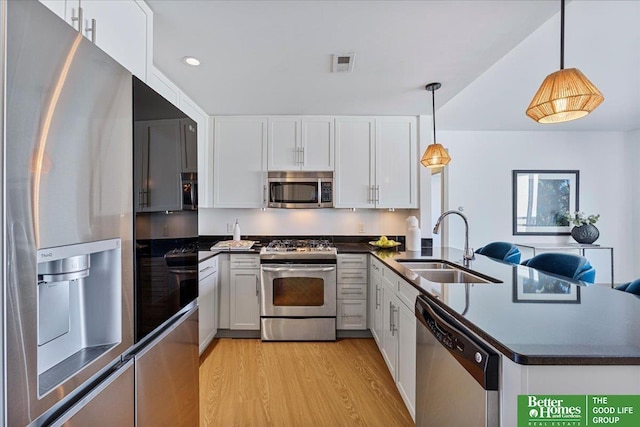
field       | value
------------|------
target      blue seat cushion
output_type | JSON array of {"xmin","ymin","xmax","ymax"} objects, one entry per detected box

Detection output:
[
  {"xmin": 521, "ymin": 253, "xmax": 596, "ymax": 283},
  {"xmin": 475, "ymin": 242, "xmax": 521, "ymax": 264},
  {"xmin": 616, "ymin": 282, "xmax": 630, "ymax": 292},
  {"xmin": 621, "ymin": 279, "xmax": 640, "ymax": 295}
]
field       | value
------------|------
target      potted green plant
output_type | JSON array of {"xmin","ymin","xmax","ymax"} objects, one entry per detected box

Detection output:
[{"xmin": 564, "ymin": 211, "xmax": 600, "ymax": 244}]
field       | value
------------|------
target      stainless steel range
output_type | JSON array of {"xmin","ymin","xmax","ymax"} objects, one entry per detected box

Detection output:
[{"xmin": 260, "ymin": 239, "xmax": 337, "ymax": 341}]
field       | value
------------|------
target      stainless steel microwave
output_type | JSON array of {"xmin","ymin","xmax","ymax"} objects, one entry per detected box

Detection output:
[{"xmin": 267, "ymin": 171, "xmax": 333, "ymax": 208}]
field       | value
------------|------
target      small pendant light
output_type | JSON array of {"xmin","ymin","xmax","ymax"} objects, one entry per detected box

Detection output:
[
  {"xmin": 526, "ymin": 0, "xmax": 603, "ymax": 123},
  {"xmin": 421, "ymin": 82, "xmax": 451, "ymax": 168}
]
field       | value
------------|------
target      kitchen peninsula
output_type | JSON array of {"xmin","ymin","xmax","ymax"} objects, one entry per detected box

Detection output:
[{"xmin": 375, "ymin": 247, "xmax": 640, "ymax": 425}]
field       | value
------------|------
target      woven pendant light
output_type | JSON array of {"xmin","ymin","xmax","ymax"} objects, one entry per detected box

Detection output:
[
  {"xmin": 526, "ymin": 0, "xmax": 603, "ymax": 123},
  {"xmin": 421, "ymin": 82, "xmax": 451, "ymax": 168}
]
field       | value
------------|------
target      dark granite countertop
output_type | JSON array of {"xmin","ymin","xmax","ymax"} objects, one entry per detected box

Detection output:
[
  {"xmin": 334, "ymin": 242, "xmax": 373, "ymax": 253},
  {"xmin": 376, "ymin": 248, "xmax": 640, "ymax": 366}
]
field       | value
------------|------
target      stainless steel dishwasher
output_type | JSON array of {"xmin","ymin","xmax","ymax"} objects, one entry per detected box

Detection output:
[{"xmin": 415, "ymin": 295, "xmax": 499, "ymax": 426}]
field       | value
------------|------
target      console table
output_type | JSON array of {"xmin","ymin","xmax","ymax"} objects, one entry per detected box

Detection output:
[{"xmin": 515, "ymin": 243, "xmax": 614, "ymax": 287}]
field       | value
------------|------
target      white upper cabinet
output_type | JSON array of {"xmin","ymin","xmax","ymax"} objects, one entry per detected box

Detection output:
[
  {"xmin": 39, "ymin": 0, "xmax": 152, "ymax": 81},
  {"xmin": 267, "ymin": 117, "xmax": 334, "ymax": 171},
  {"xmin": 375, "ymin": 117, "xmax": 418, "ymax": 209},
  {"xmin": 335, "ymin": 117, "xmax": 376, "ymax": 208},
  {"xmin": 268, "ymin": 117, "xmax": 299, "ymax": 171},
  {"xmin": 213, "ymin": 117, "xmax": 268, "ymax": 208},
  {"xmin": 335, "ymin": 116, "xmax": 417, "ymax": 209}
]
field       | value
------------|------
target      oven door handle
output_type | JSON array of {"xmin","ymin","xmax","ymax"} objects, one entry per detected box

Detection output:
[
  {"xmin": 261, "ymin": 266, "xmax": 336, "ymax": 273},
  {"xmin": 168, "ymin": 267, "xmax": 198, "ymax": 274}
]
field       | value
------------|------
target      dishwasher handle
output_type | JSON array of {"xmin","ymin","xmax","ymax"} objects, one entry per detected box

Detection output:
[{"xmin": 415, "ymin": 295, "xmax": 499, "ymax": 391}]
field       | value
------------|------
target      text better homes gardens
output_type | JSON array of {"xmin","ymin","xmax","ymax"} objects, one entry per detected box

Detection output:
[{"xmin": 518, "ymin": 395, "xmax": 640, "ymax": 426}]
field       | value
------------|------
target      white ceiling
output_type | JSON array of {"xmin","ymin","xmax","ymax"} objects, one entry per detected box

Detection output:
[{"xmin": 147, "ymin": 0, "xmax": 639, "ymax": 131}]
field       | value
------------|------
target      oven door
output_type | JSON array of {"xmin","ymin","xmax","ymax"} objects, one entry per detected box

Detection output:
[{"xmin": 260, "ymin": 264, "xmax": 337, "ymax": 317}]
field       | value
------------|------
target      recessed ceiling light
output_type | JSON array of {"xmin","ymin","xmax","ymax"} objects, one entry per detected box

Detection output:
[{"xmin": 183, "ymin": 56, "xmax": 200, "ymax": 66}]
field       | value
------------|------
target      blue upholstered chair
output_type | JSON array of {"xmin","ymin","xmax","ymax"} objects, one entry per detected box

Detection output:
[
  {"xmin": 615, "ymin": 279, "xmax": 640, "ymax": 296},
  {"xmin": 521, "ymin": 253, "xmax": 596, "ymax": 284},
  {"xmin": 475, "ymin": 242, "xmax": 521, "ymax": 264}
]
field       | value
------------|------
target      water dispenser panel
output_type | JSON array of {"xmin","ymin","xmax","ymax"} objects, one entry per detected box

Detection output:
[{"xmin": 38, "ymin": 281, "xmax": 70, "ymax": 346}]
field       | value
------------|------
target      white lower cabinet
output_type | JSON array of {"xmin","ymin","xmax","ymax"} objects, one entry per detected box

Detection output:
[
  {"xmin": 381, "ymin": 278, "xmax": 399, "ymax": 380},
  {"xmin": 369, "ymin": 257, "xmax": 384, "ymax": 345},
  {"xmin": 370, "ymin": 257, "xmax": 417, "ymax": 421},
  {"xmin": 337, "ymin": 254, "xmax": 368, "ymax": 330},
  {"xmin": 229, "ymin": 254, "xmax": 260, "ymax": 330},
  {"xmin": 337, "ymin": 299, "xmax": 367, "ymax": 329},
  {"xmin": 198, "ymin": 256, "xmax": 218, "ymax": 355},
  {"xmin": 397, "ymin": 300, "xmax": 417, "ymax": 419}
]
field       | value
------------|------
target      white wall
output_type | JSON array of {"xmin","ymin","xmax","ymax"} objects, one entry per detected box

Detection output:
[
  {"xmin": 625, "ymin": 130, "xmax": 640, "ymax": 278},
  {"xmin": 198, "ymin": 208, "xmax": 418, "ymax": 238},
  {"xmin": 439, "ymin": 130, "xmax": 634, "ymax": 283}
]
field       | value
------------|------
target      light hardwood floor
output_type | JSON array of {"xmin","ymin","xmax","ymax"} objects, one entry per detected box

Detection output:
[{"xmin": 199, "ymin": 338, "xmax": 414, "ymax": 426}]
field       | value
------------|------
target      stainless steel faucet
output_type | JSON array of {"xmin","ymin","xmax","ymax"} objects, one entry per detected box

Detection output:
[{"xmin": 433, "ymin": 210, "xmax": 475, "ymax": 266}]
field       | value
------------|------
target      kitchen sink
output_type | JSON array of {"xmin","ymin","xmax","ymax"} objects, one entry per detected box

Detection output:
[
  {"xmin": 413, "ymin": 269, "xmax": 496, "ymax": 284},
  {"xmin": 396, "ymin": 260, "xmax": 501, "ymax": 283},
  {"xmin": 396, "ymin": 261, "xmax": 454, "ymax": 270}
]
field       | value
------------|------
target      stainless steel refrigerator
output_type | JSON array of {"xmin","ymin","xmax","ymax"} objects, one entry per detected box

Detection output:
[{"xmin": 1, "ymin": 1, "xmax": 198, "ymax": 425}]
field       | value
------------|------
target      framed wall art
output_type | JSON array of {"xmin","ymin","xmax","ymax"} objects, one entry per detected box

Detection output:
[{"xmin": 512, "ymin": 170, "xmax": 579, "ymax": 235}]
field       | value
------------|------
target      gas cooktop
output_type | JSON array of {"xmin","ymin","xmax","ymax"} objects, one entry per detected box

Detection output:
[{"xmin": 260, "ymin": 239, "xmax": 337, "ymax": 260}]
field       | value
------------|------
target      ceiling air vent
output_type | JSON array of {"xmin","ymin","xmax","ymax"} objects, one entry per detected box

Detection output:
[{"xmin": 332, "ymin": 53, "xmax": 355, "ymax": 73}]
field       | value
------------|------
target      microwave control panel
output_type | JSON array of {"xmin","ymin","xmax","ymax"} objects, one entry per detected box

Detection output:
[{"xmin": 321, "ymin": 182, "xmax": 333, "ymax": 203}]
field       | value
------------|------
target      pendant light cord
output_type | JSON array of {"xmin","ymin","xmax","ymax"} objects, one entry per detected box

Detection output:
[
  {"xmin": 431, "ymin": 88, "xmax": 436, "ymax": 144},
  {"xmin": 560, "ymin": 0, "xmax": 565, "ymax": 70}
]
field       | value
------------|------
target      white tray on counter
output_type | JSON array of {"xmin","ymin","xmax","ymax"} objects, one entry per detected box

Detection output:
[{"xmin": 210, "ymin": 240, "xmax": 255, "ymax": 251}]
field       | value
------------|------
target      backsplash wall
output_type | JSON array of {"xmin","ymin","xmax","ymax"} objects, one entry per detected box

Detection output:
[{"xmin": 198, "ymin": 208, "xmax": 420, "ymax": 237}]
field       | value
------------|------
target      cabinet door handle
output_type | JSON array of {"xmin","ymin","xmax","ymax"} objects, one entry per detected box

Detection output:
[
  {"xmin": 392, "ymin": 305, "xmax": 399, "ymax": 335},
  {"xmin": 263, "ymin": 184, "xmax": 267, "ymax": 205},
  {"xmin": 85, "ymin": 18, "xmax": 96, "ymax": 43},
  {"xmin": 389, "ymin": 301, "xmax": 394, "ymax": 332},
  {"xmin": 255, "ymin": 276, "xmax": 259, "ymax": 296},
  {"xmin": 71, "ymin": 7, "xmax": 83, "ymax": 33},
  {"xmin": 300, "ymin": 146, "xmax": 305, "ymax": 165},
  {"xmin": 138, "ymin": 189, "xmax": 148, "ymax": 208},
  {"xmin": 375, "ymin": 286, "xmax": 380, "ymax": 308},
  {"xmin": 376, "ymin": 185, "xmax": 380, "ymax": 202}
]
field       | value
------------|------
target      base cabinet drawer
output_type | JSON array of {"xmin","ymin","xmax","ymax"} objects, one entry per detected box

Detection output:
[
  {"xmin": 337, "ymin": 284, "xmax": 367, "ymax": 299},
  {"xmin": 337, "ymin": 299, "xmax": 367, "ymax": 330},
  {"xmin": 338, "ymin": 268, "xmax": 368, "ymax": 283},
  {"xmin": 337, "ymin": 254, "xmax": 368, "ymax": 269}
]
